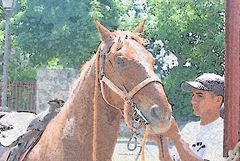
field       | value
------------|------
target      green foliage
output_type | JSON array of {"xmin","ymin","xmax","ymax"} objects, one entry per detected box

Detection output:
[
  {"xmin": 90, "ymin": 0, "xmax": 132, "ymax": 30},
  {"xmin": 12, "ymin": 0, "xmax": 100, "ymax": 68},
  {"xmin": 146, "ymin": 0, "xmax": 225, "ymax": 122},
  {"xmin": 147, "ymin": 0, "xmax": 224, "ymax": 66},
  {"xmin": 8, "ymin": 64, "xmax": 37, "ymax": 81},
  {"xmin": 163, "ymin": 66, "xmax": 198, "ymax": 122},
  {"xmin": 0, "ymin": 0, "xmax": 132, "ymax": 81},
  {"xmin": 6, "ymin": 47, "xmax": 37, "ymax": 81}
]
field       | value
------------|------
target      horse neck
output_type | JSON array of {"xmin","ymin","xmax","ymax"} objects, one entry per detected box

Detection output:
[
  {"xmin": 28, "ymin": 56, "xmax": 122, "ymax": 161},
  {"xmin": 65, "ymin": 58, "xmax": 122, "ymax": 161}
]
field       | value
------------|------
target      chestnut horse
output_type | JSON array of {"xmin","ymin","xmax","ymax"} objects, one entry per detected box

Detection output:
[{"xmin": 25, "ymin": 19, "xmax": 172, "ymax": 161}]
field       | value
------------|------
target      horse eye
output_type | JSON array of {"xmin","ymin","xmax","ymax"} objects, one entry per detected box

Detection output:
[{"xmin": 115, "ymin": 56, "xmax": 128, "ymax": 68}]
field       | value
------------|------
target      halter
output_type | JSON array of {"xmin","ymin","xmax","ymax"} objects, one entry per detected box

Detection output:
[{"xmin": 98, "ymin": 40, "xmax": 163, "ymax": 127}]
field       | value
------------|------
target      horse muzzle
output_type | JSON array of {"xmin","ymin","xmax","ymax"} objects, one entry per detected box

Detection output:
[{"xmin": 147, "ymin": 104, "xmax": 172, "ymax": 134}]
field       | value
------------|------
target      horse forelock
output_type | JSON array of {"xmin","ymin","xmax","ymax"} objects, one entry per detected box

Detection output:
[
  {"xmin": 97, "ymin": 30, "xmax": 146, "ymax": 58},
  {"xmin": 113, "ymin": 30, "xmax": 145, "ymax": 46},
  {"xmin": 113, "ymin": 30, "xmax": 154, "ymax": 71}
]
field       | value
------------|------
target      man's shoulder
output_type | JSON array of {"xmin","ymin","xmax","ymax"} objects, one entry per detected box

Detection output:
[
  {"xmin": 182, "ymin": 121, "xmax": 200, "ymax": 130},
  {"xmin": 180, "ymin": 121, "xmax": 200, "ymax": 142},
  {"xmin": 183, "ymin": 117, "xmax": 223, "ymax": 129},
  {"xmin": 203, "ymin": 117, "xmax": 223, "ymax": 130}
]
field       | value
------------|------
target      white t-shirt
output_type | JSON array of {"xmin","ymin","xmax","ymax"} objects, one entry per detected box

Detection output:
[{"xmin": 172, "ymin": 117, "xmax": 224, "ymax": 161}]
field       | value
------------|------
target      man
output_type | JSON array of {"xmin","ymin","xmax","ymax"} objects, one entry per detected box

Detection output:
[{"xmin": 155, "ymin": 73, "xmax": 224, "ymax": 161}]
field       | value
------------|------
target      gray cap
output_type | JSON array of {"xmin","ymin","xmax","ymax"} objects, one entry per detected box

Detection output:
[{"xmin": 181, "ymin": 73, "xmax": 224, "ymax": 96}]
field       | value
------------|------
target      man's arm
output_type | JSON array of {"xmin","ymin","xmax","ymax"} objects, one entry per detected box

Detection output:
[
  {"xmin": 164, "ymin": 119, "xmax": 204, "ymax": 161},
  {"xmin": 171, "ymin": 134, "xmax": 204, "ymax": 161}
]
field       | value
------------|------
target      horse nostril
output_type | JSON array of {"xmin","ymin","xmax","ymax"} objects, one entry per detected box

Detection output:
[
  {"xmin": 150, "ymin": 106, "xmax": 161, "ymax": 119},
  {"xmin": 150, "ymin": 105, "xmax": 172, "ymax": 121}
]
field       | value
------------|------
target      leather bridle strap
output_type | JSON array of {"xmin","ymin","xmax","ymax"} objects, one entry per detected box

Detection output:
[
  {"xmin": 100, "ymin": 76, "xmax": 126, "ymax": 99},
  {"xmin": 127, "ymin": 76, "xmax": 162, "ymax": 98},
  {"xmin": 100, "ymin": 75, "xmax": 162, "ymax": 104}
]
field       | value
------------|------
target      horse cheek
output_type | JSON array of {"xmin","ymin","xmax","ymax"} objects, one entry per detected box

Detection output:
[{"xmin": 106, "ymin": 107, "xmax": 120, "ymax": 126}]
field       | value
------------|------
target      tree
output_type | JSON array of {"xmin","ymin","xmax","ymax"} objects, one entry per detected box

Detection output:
[
  {"xmin": 11, "ymin": 0, "xmax": 100, "ymax": 68},
  {"xmin": 146, "ymin": 0, "xmax": 225, "ymax": 122},
  {"xmin": 90, "ymin": 0, "xmax": 128, "ymax": 30}
]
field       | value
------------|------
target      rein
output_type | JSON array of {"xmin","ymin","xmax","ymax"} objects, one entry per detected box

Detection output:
[{"xmin": 94, "ymin": 39, "xmax": 164, "ymax": 161}]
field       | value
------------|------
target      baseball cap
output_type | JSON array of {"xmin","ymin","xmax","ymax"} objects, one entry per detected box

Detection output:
[{"xmin": 181, "ymin": 73, "xmax": 224, "ymax": 96}]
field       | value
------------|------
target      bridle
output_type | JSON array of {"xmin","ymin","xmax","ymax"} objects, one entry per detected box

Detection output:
[{"xmin": 97, "ymin": 39, "xmax": 163, "ymax": 128}]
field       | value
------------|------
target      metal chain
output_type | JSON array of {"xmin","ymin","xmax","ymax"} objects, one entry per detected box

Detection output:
[{"xmin": 127, "ymin": 130, "xmax": 140, "ymax": 151}]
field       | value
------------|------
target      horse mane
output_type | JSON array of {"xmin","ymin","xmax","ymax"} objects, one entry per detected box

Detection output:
[{"xmin": 68, "ymin": 54, "xmax": 97, "ymax": 96}]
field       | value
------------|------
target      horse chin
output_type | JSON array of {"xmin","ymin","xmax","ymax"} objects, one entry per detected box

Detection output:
[{"xmin": 149, "ymin": 120, "xmax": 171, "ymax": 134}]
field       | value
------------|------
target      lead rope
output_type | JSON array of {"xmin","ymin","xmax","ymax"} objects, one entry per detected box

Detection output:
[
  {"xmin": 141, "ymin": 126, "xmax": 166, "ymax": 161},
  {"xmin": 159, "ymin": 135, "xmax": 165, "ymax": 159},
  {"xmin": 93, "ymin": 48, "xmax": 102, "ymax": 161},
  {"xmin": 140, "ymin": 125, "xmax": 151, "ymax": 161}
]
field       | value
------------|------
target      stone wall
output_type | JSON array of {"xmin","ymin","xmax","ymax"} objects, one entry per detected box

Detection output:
[{"xmin": 36, "ymin": 66, "xmax": 79, "ymax": 113}]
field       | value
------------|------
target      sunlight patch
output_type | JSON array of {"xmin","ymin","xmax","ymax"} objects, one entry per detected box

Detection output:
[{"xmin": 63, "ymin": 117, "xmax": 75, "ymax": 138}]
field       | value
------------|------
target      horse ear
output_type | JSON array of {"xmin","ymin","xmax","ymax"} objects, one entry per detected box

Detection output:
[
  {"xmin": 133, "ymin": 19, "xmax": 146, "ymax": 33},
  {"xmin": 93, "ymin": 17, "xmax": 114, "ymax": 42}
]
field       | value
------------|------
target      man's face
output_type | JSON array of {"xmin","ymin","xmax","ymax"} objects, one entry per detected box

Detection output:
[{"xmin": 191, "ymin": 88, "xmax": 219, "ymax": 117}]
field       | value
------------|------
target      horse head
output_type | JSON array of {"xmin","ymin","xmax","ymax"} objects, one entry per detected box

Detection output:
[{"xmin": 94, "ymin": 18, "xmax": 172, "ymax": 134}]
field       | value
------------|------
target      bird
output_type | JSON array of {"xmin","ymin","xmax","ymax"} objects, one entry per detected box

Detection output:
[
  {"xmin": 25, "ymin": 98, "xmax": 65, "ymax": 131},
  {"xmin": 47, "ymin": 99, "xmax": 65, "ymax": 109}
]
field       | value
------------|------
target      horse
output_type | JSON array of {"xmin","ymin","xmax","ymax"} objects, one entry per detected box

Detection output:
[{"xmin": 24, "ymin": 19, "xmax": 173, "ymax": 161}]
